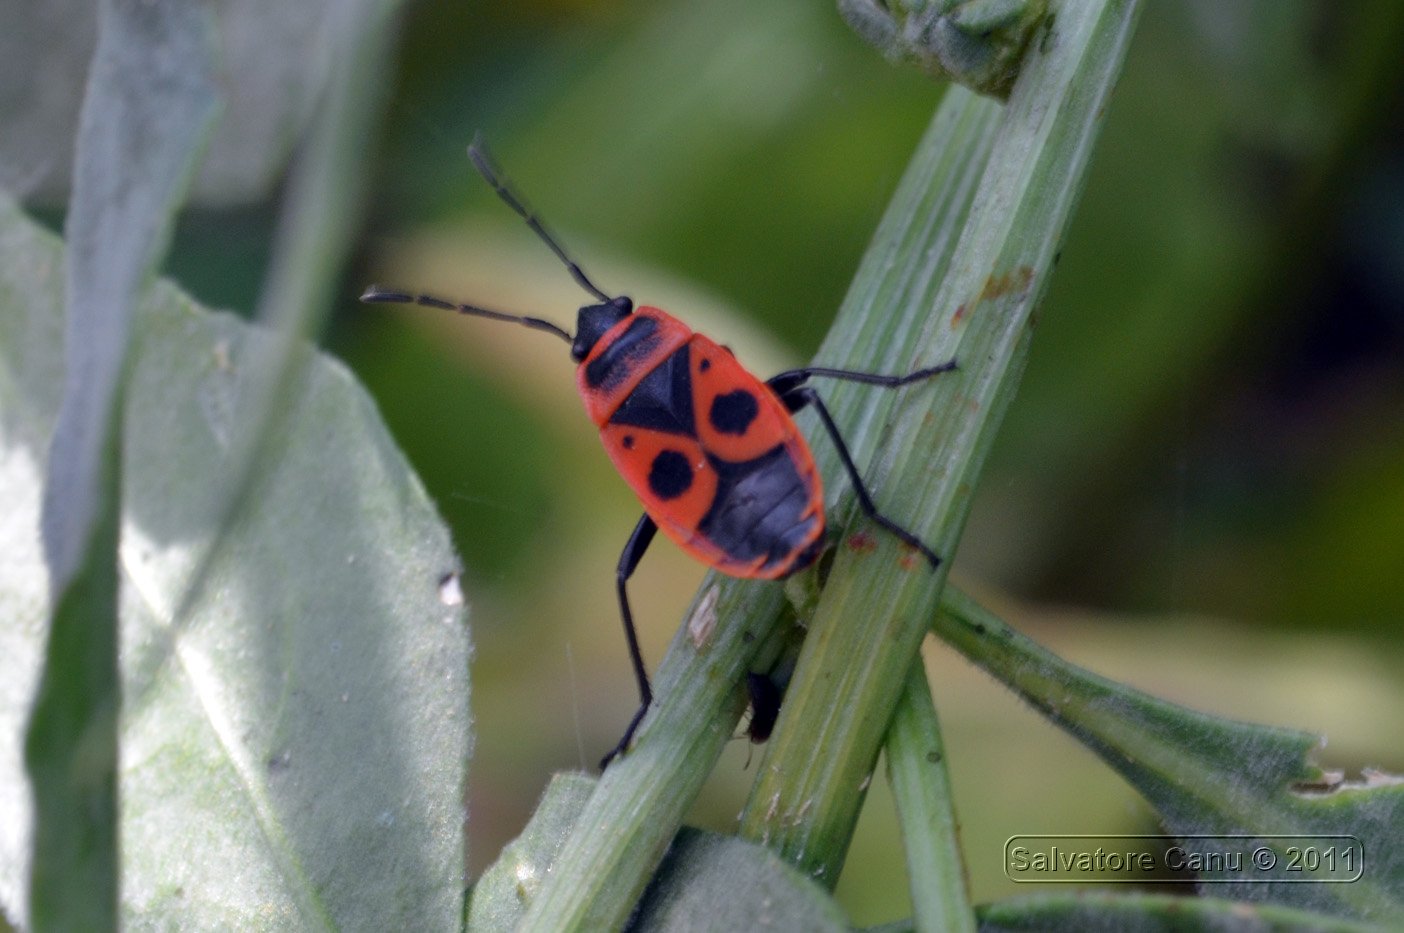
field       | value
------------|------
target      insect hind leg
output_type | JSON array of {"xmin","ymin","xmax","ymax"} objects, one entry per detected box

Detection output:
[
  {"xmin": 766, "ymin": 358, "xmax": 957, "ymax": 396},
  {"xmin": 600, "ymin": 514, "xmax": 659, "ymax": 769},
  {"xmin": 772, "ymin": 382, "xmax": 942, "ymax": 570}
]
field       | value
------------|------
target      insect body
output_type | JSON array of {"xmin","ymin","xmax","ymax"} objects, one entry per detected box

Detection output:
[
  {"xmin": 363, "ymin": 141, "xmax": 955, "ymax": 767},
  {"xmin": 580, "ymin": 306, "xmax": 825, "ymax": 579}
]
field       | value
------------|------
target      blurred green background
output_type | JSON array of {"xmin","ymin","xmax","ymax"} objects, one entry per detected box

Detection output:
[{"xmin": 159, "ymin": 0, "xmax": 1404, "ymax": 923}]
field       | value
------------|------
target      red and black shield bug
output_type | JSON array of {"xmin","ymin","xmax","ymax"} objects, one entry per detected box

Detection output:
[{"xmin": 362, "ymin": 140, "xmax": 956, "ymax": 767}]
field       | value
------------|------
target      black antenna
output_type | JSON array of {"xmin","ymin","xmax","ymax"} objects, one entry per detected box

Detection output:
[
  {"xmin": 468, "ymin": 135, "xmax": 618, "ymax": 306},
  {"xmin": 360, "ymin": 286, "xmax": 573, "ymax": 345}
]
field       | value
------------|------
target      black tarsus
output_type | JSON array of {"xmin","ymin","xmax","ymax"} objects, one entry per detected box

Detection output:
[
  {"xmin": 360, "ymin": 286, "xmax": 574, "ymax": 344},
  {"xmin": 600, "ymin": 514, "xmax": 659, "ymax": 769},
  {"xmin": 768, "ymin": 360, "xmax": 959, "ymax": 570},
  {"xmin": 467, "ymin": 136, "xmax": 619, "ymax": 307}
]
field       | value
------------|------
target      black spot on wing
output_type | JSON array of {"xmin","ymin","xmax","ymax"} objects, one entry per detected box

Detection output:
[
  {"xmin": 584, "ymin": 316, "xmax": 660, "ymax": 390},
  {"xmin": 608, "ymin": 345, "xmax": 696, "ymax": 435},
  {"xmin": 648, "ymin": 449, "xmax": 693, "ymax": 500},
  {"xmin": 709, "ymin": 390, "xmax": 759, "ymax": 436}
]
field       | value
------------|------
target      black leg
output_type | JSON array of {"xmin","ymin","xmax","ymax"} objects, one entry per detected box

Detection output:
[
  {"xmin": 766, "ymin": 358, "xmax": 957, "ymax": 398},
  {"xmin": 776, "ymin": 385, "xmax": 941, "ymax": 570},
  {"xmin": 600, "ymin": 514, "xmax": 659, "ymax": 769}
]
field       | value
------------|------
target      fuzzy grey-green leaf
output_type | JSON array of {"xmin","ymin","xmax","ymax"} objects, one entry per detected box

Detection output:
[
  {"xmin": 629, "ymin": 829, "xmax": 849, "ymax": 933},
  {"xmin": 0, "ymin": 0, "xmax": 379, "ymax": 204},
  {"xmin": 0, "ymin": 196, "xmax": 471, "ymax": 930},
  {"xmin": 838, "ymin": 0, "xmax": 1048, "ymax": 97},
  {"xmin": 27, "ymin": 1, "xmax": 220, "ymax": 926},
  {"xmin": 467, "ymin": 772, "xmax": 598, "ymax": 930},
  {"xmin": 936, "ymin": 587, "xmax": 1404, "ymax": 925}
]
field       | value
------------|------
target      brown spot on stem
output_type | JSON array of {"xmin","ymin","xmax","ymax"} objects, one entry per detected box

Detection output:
[
  {"xmin": 980, "ymin": 265, "xmax": 1036, "ymax": 302},
  {"xmin": 847, "ymin": 531, "xmax": 878, "ymax": 554}
]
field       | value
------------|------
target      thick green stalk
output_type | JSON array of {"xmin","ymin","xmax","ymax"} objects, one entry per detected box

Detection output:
[
  {"xmin": 739, "ymin": 0, "xmax": 1143, "ymax": 883},
  {"xmin": 515, "ymin": 581, "xmax": 792, "ymax": 931}
]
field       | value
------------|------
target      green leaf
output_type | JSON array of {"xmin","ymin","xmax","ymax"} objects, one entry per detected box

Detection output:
[
  {"xmin": 467, "ymin": 772, "xmax": 599, "ymax": 931},
  {"xmin": 629, "ymin": 829, "xmax": 849, "ymax": 932},
  {"xmin": 0, "ymin": 201, "xmax": 62, "ymax": 928},
  {"xmin": 27, "ymin": 1, "xmax": 219, "ymax": 928},
  {"xmin": 0, "ymin": 0, "xmax": 387, "ymax": 204},
  {"xmin": 0, "ymin": 194, "xmax": 471, "ymax": 928},
  {"xmin": 935, "ymin": 587, "xmax": 1404, "ymax": 925},
  {"xmin": 40, "ymin": 0, "xmax": 218, "ymax": 614},
  {"xmin": 168, "ymin": 0, "xmax": 400, "ymax": 654}
]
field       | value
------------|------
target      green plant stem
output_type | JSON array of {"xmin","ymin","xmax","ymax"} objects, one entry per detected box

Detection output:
[
  {"xmin": 515, "ymin": 581, "xmax": 793, "ymax": 931},
  {"xmin": 886, "ymin": 658, "xmax": 974, "ymax": 933},
  {"xmin": 739, "ymin": 0, "xmax": 1143, "ymax": 883}
]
